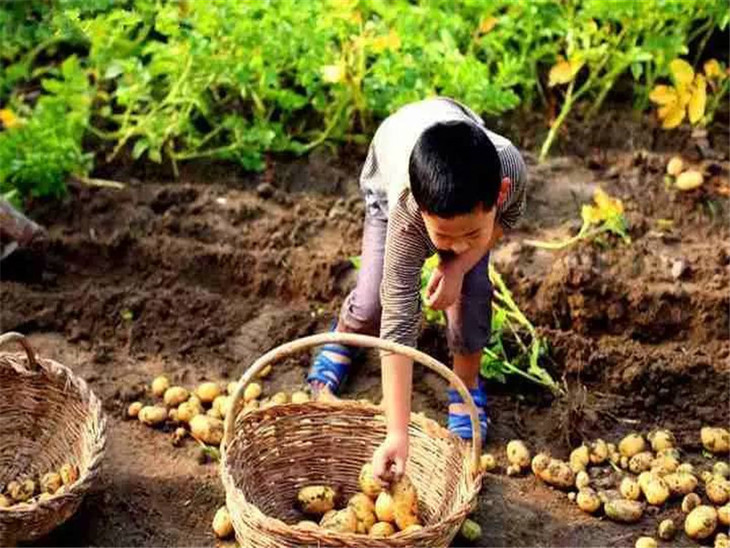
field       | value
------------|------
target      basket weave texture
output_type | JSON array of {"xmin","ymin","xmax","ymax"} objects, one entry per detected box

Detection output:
[
  {"xmin": 0, "ymin": 332, "xmax": 107, "ymax": 544},
  {"xmin": 221, "ymin": 333, "xmax": 483, "ymax": 548}
]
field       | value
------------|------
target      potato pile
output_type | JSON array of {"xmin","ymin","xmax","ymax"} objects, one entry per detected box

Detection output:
[
  {"xmin": 481, "ymin": 427, "xmax": 730, "ymax": 548},
  {"xmin": 129, "ymin": 374, "xmax": 312, "ymax": 450},
  {"xmin": 291, "ymin": 463, "xmax": 422, "ymax": 537},
  {"xmin": 0, "ymin": 463, "xmax": 79, "ymax": 509}
]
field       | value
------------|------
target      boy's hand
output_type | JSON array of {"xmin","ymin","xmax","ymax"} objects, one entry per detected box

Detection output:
[
  {"xmin": 372, "ymin": 431, "xmax": 409, "ymax": 483},
  {"xmin": 425, "ymin": 262, "xmax": 464, "ymax": 310}
]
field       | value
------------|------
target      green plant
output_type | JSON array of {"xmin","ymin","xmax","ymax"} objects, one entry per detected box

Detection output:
[{"xmin": 525, "ymin": 187, "xmax": 630, "ymax": 250}]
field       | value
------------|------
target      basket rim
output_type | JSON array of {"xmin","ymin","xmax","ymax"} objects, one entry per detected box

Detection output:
[{"xmin": 221, "ymin": 399, "xmax": 483, "ymax": 541}]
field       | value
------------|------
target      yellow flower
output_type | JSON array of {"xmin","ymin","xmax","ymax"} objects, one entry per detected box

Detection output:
[
  {"xmin": 322, "ymin": 63, "xmax": 346, "ymax": 84},
  {"xmin": 650, "ymin": 58, "xmax": 708, "ymax": 129},
  {"xmin": 593, "ymin": 187, "xmax": 623, "ymax": 218},
  {"xmin": 371, "ymin": 29, "xmax": 401, "ymax": 53},
  {"xmin": 703, "ymin": 59, "xmax": 723, "ymax": 80},
  {"xmin": 548, "ymin": 56, "xmax": 584, "ymax": 87},
  {"xmin": 0, "ymin": 109, "xmax": 20, "ymax": 129},
  {"xmin": 478, "ymin": 16, "xmax": 498, "ymax": 34}
]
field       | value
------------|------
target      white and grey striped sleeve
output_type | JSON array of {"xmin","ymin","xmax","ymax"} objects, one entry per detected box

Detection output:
[
  {"xmin": 379, "ymin": 193, "xmax": 434, "ymax": 348},
  {"xmin": 496, "ymin": 144, "xmax": 528, "ymax": 230}
]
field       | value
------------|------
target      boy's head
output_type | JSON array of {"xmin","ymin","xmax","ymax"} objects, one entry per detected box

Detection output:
[{"xmin": 409, "ymin": 120, "xmax": 508, "ymax": 254}]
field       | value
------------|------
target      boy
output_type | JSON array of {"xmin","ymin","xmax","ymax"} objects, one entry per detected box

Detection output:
[{"xmin": 307, "ymin": 97, "xmax": 527, "ymax": 480}]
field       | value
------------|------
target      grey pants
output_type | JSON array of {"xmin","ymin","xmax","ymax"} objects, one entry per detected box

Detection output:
[{"xmin": 339, "ymin": 212, "xmax": 492, "ymax": 355}]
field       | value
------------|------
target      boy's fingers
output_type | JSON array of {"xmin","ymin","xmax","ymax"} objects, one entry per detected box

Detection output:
[
  {"xmin": 394, "ymin": 456, "xmax": 406, "ymax": 478},
  {"xmin": 426, "ymin": 270, "xmax": 441, "ymax": 296}
]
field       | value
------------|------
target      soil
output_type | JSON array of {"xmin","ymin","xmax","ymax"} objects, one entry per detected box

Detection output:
[{"xmin": 1, "ymin": 107, "xmax": 729, "ymax": 547}]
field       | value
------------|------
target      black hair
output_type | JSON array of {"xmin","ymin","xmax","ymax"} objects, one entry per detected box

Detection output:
[{"xmin": 409, "ymin": 120, "xmax": 502, "ymax": 217}]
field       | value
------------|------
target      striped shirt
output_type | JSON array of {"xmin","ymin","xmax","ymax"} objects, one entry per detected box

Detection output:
[{"xmin": 360, "ymin": 97, "xmax": 528, "ymax": 348}]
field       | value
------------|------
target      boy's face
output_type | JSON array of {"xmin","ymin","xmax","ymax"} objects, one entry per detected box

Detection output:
[{"xmin": 421, "ymin": 204, "xmax": 495, "ymax": 256}]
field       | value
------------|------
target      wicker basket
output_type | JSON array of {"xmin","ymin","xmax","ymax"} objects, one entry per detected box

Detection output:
[
  {"xmin": 221, "ymin": 333, "xmax": 483, "ymax": 548},
  {"xmin": 0, "ymin": 332, "xmax": 107, "ymax": 545}
]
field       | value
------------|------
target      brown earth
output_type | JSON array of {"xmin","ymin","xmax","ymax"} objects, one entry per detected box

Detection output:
[{"xmin": 1, "ymin": 109, "xmax": 729, "ymax": 547}]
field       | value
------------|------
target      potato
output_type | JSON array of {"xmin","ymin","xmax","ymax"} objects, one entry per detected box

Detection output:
[
  {"xmin": 38, "ymin": 492, "xmax": 53, "ymax": 503},
  {"xmin": 532, "ymin": 453, "xmax": 551, "ymax": 476},
  {"xmin": 177, "ymin": 401, "xmax": 202, "ymax": 423},
  {"xmin": 392, "ymin": 475, "xmax": 417, "ymax": 510},
  {"xmin": 291, "ymin": 391, "xmax": 310, "ymax": 404},
  {"xmin": 664, "ymin": 472, "xmax": 697, "ymax": 496},
  {"xmin": 569, "ymin": 445, "xmax": 590, "ymax": 472},
  {"xmin": 642, "ymin": 476, "xmax": 669, "ymax": 505},
  {"xmin": 666, "ymin": 156, "xmax": 684, "ymax": 176},
  {"xmin": 151, "ymin": 375, "xmax": 170, "ymax": 397},
  {"xmin": 59, "ymin": 463, "xmax": 79, "ymax": 485},
  {"xmin": 375, "ymin": 492, "xmax": 395, "ymax": 522},
  {"xmin": 369, "ymin": 521, "xmax": 395, "ymax": 537},
  {"xmin": 189, "ymin": 414, "xmax": 224, "ymax": 445},
  {"xmin": 702, "ymin": 427, "xmax": 730, "ymax": 454},
  {"xmin": 9, "ymin": 479, "xmax": 36, "ymax": 502},
  {"xmin": 657, "ymin": 447, "xmax": 681, "ymax": 460},
  {"xmin": 138, "ymin": 405, "xmax": 167, "ymax": 426},
  {"xmin": 718, "ymin": 504, "xmax": 730, "ymax": 526},
  {"xmin": 684, "ymin": 505, "xmax": 717, "ymax": 539},
  {"xmin": 296, "ymin": 520, "xmax": 319, "ymax": 530},
  {"xmin": 349, "ymin": 494, "xmax": 377, "ymax": 534},
  {"xmin": 359, "ymin": 463, "xmax": 383, "ymax": 498},
  {"xmin": 172, "ymin": 427, "xmax": 187, "ymax": 447},
  {"xmin": 271, "ymin": 392, "xmax": 289, "ymax": 405},
  {"xmin": 701, "ymin": 470, "xmax": 715, "ymax": 484},
  {"xmin": 226, "ymin": 381, "xmax": 239, "ymax": 396},
  {"xmin": 41, "ymin": 472, "xmax": 62, "ymax": 495},
  {"xmin": 619, "ymin": 434, "xmax": 646, "ymax": 458},
  {"xmin": 320, "ymin": 507, "xmax": 357, "ymax": 533},
  {"xmin": 604, "ymin": 499, "xmax": 644, "ymax": 523},
  {"xmin": 609, "ymin": 451, "xmax": 621, "ymax": 465},
  {"xmin": 480, "ymin": 453, "xmax": 497, "ymax": 472},
  {"xmin": 651, "ymin": 454, "xmax": 679, "ymax": 476},
  {"xmin": 715, "ymin": 462, "xmax": 730, "ymax": 478},
  {"xmin": 575, "ymin": 471, "xmax": 590, "ymax": 490},
  {"xmin": 567, "ymin": 492, "xmax": 576, "ymax": 502},
  {"xmin": 212, "ymin": 506, "xmax": 234, "ymax": 539},
  {"xmin": 677, "ymin": 463, "xmax": 694, "ymax": 475},
  {"xmin": 635, "ymin": 537, "xmax": 657, "ymax": 548},
  {"xmin": 459, "ymin": 519, "xmax": 482, "ymax": 542},
  {"xmin": 682, "ymin": 492, "xmax": 701, "ymax": 513},
  {"xmin": 629, "ymin": 452, "xmax": 654, "ymax": 474},
  {"xmin": 706, "ymin": 478, "xmax": 730, "ymax": 505},
  {"xmin": 589, "ymin": 439, "xmax": 609, "ymax": 464},
  {"xmin": 675, "ymin": 170, "xmax": 704, "ymax": 190},
  {"xmin": 657, "ymin": 518, "xmax": 676, "ymax": 540},
  {"xmin": 298, "ymin": 485, "xmax": 336, "ymax": 515},
  {"xmin": 717, "ymin": 533, "xmax": 730, "ymax": 548},
  {"xmin": 188, "ymin": 395, "xmax": 202, "ymax": 407},
  {"xmin": 648, "ymin": 429, "xmax": 676, "ymax": 452},
  {"xmin": 402, "ymin": 524, "xmax": 423, "ymax": 533},
  {"xmin": 127, "ymin": 401, "xmax": 143, "ymax": 418},
  {"xmin": 576, "ymin": 488, "xmax": 601, "ymax": 514},
  {"xmin": 506, "ymin": 464, "xmax": 521, "ymax": 477},
  {"xmin": 538, "ymin": 459, "xmax": 575, "ymax": 489},
  {"xmin": 620, "ymin": 477, "xmax": 641, "ymax": 501},
  {"xmin": 206, "ymin": 407, "xmax": 222, "ymax": 419},
  {"xmin": 507, "ymin": 440, "xmax": 530, "ymax": 468},
  {"xmin": 213, "ymin": 395, "xmax": 231, "ymax": 417},
  {"xmin": 257, "ymin": 364, "xmax": 272, "ymax": 379},
  {"xmin": 197, "ymin": 382, "xmax": 220, "ymax": 404},
  {"xmin": 0, "ymin": 494, "xmax": 10, "ymax": 508},
  {"xmin": 637, "ymin": 471, "xmax": 653, "ymax": 493},
  {"xmin": 243, "ymin": 383, "xmax": 262, "ymax": 402},
  {"xmin": 163, "ymin": 386, "xmax": 189, "ymax": 407}
]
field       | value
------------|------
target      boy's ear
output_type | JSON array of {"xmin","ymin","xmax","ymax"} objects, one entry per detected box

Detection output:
[{"xmin": 497, "ymin": 177, "xmax": 510, "ymax": 208}]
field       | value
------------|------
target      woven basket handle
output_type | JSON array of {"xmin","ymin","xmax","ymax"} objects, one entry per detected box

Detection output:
[
  {"xmin": 224, "ymin": 332, "xmax": 482, "ymax": 475},
  {"xmin": 0, "ymin": 331, "xmax": 39, "ymax": 372}
]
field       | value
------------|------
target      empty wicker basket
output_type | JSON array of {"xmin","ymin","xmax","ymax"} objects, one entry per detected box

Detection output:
[
  {"xmin": 222, "ymin": 332, "xmax": 484, "ymax": 548},
  {"xmin": 0, "ymin": 332, "xmax": 107, "ymax": 545}
]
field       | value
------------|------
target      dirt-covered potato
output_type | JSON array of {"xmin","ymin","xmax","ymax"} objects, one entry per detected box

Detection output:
[
  {"xmin": 170, "ymin": 427, "xmax": 187, "ymax": 447},
  {"xmin": 657, "ymin": 518, "xmax": 676, "ymax": 540},
  {"xmin": 127, "ymin": 401, "xmax": 143, "ymax": 418},
  {"xmin": 177, "ymin": 400, "xmax": 202, "ymax": 423},
  {"xmin": 460, "ymin": 519, "xmax": 482, "ymax": 542},
  {"xmin": 391, "ymin": 475, "xmax": 419, "ymax": 529},
  {"xmin": 634, "ymin": 536, "xmax": 657, "ymax": 548},
  {"xmin": 189, "ymin": 414, "xmax": 224, "ymax": 445},
  {"xmin": 532, "ymin": 453, "xmax": 551, "ymax": 476},
  {"xmin": 348, "ymin": 493, "xmax": 376, "ymax": 533},
  {"xmin": 507, "ymin": 440, "xmax": 530, "ymax": 468},
  {"xmin": 506, "ymin": 464, "xmax": 521, "ymax": 477},
  {"xmin": 718, "ymin": 504, "xmax": 730, "ymax": 526},
  {"xmin": 637, "ymin": 471, "xmax": 653, "ymax": 493},
  {"xmin": 151, "ymin": 375, "xmax": 170, "ymax": 397},
  {"xmin": 206, "ymin": 407, "xmax": 222, "ymax": 419},
  {"xmin": 60, "ymin": 463, "xmax": 79, "ymax": 486},
  {"xmin": 575, "ymin": 471, "xmax": 590, "ymax": 490},
  {"xmin": 700, "ymin": 470, "xmax": 715, "ymax": 484},
  {"xmin": 706, "ymin": 478, "xmax": 730, "ymax": 505},
  {"xmin": 651, "ymin": 454, "xmax": 679, "ymax": 476},
  {"xmin": 369, "ymin": 521, "xmax": 395, "ymax": 537},
  {"xmin": 196, "ymin": 382, "xmax": 220, "ymax": 404},
  {"xmin": 604, "ymin": 499, "xmax": 644, "ymax": 523},
  {"xmin": 620, "ymin": 477, "xmax": 641, "ymax": 501},
  {"xmin": 676, "ymin": 462, "xmax": 694, "ymax": 475},
  {"xmin": 642, "ymin": 476, "xmax": 669, "ymax": 505},
  {"xmin": 629, "ymin": 452, "xmax": 654, "ymax": 474},
  {"xmin": 648, "ymin": 429, "xmax": 676, "ymax": 452},
  {"xmin": 682, "ymin": 492, "xmax": 701, "ymax": 513},
  {"xmin": 619, "ymin": 434, "xmax": 646, "ymax": 458},
  {"xmin": 257, "ymin": 364, "xmax": 272, "ymax": 379},
  {"xmin": 702, "ymin": 427, "xmax": 730, "ymax": 454},
  {"xmin": 717, "ymin": 533, "xmax": 730, "ymax": 548},
  {"xmin": 139, "ymin": 405, "xmax": 168, "ymax": 426},
  {"xmin": 243, "ymin": 382, "xmax": 262, "ymax": 402},
  {"xmin": 675, "ymin": 170, "xmax": 704, "ymax": 190},
  {"xmin": 663, "ymin": 472, "xmax": 697, "ymax": 496},
  {"xmin": 297, "ymin": 485, "xmax": 336, "ymax": 515},
  {"xmin": 226, "ymin": 381, "xmax": 239, "ymax": 396},
  {"xmin": 375, "ymin": 492, "xmax": 395, "ymax": 522},
  {"xmin": 271, "ymin": 392, "xmax": 289, "ymax": 405},
  {"xmin": 9, "ymin": 479, "xmax": 36, "ymax": 502},
  {"xmin": 715, "ymin": 462, "xmax": 730, "ymax": 478},
  {"xmin": 538, "ymin": 459, "xmax": 575, "ymax": 489},
  {"xmin": 213, "ymin": 395, "xmax": 231, "ymax": 417},
  {"xmin": 666, "ymin": 156, "xmax": 684, "ymax": 176},
  {"xmin": 570, "ymin": 445, "xmax": 590, "ymax": 472},
  {"xmin": 576, "ymin": 488, "xmax": 601, "ymax": 514},
  {"xmin": 41, "ymin": 472, "xmax": 62, "ymax": 495},
  {"xmin": 480, "ymin": 453, "xmax": 497, "ymax": 472},
  {"xmin": 402, "ymin": 524, "xmax": 423, "ymax": 533},
  {"xmin": 321, "ymin": 507, "xmax": 357, "ymax": 533},
  {"xmin": 212, "ymin": 506, "xmax": 234, "ymax": 539},
  {"xmin": 163, "ymin": 386, "xmax": 189, "ymax": 407},
  {"xmin": 684, "ymin": 505, "xmax": 717, "ymax": 539},
  {"xmin": 359, "ymin": 463, "xmax": 383, "ymax": 498},
  {"xmin": 296, "ymin": 520, "xmax": 319, "ymax": 530},
  {"xmin": 291, "ymin": 391, "xmax": 310, "ymax": 404},
  {"xmin": 589, "ymin": 439, "xmax": 609, "ymax": 464}
]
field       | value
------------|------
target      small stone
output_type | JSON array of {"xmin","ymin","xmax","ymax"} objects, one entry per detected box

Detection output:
[
  {"xmin": 256, "ymin": 183, "xmax": 275, "ymax": 200},
  {"xmin": 671, "ymin": 259, "xmax": 688, "ymax": 280}
]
